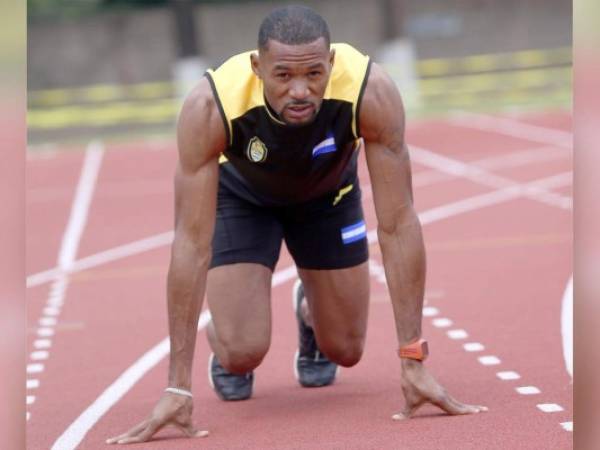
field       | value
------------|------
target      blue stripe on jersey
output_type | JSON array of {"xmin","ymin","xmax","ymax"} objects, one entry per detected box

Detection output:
[
  {"xmin": 312, "ymin": 131, "xmax": 337, "ymax": 158},
  {"xmin": 341, "ymin": 220, "xmax": 367, "ymax": 244}
]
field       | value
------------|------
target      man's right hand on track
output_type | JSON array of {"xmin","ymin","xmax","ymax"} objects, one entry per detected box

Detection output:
[{"xmin": 105, "ymin": 393, "xmax": 209, "ymax": 445}]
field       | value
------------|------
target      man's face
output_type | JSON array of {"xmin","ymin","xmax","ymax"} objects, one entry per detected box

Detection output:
[{"xmin": 251, "ymin": 37, "xmax": 334, "ymax": 126}]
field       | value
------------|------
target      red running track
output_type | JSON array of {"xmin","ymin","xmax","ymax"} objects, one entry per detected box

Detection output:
[{"xmin": 26, "ymin": 111, "xmax": 572, "ymax": 449}]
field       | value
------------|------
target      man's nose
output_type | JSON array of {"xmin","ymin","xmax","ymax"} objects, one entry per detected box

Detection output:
[{"xmin": 289, "ymin": 81, "xmax": 309, "ymax": 101}]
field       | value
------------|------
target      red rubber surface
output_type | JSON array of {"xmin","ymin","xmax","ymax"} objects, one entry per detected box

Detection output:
[{"xmin": 26, "ymin": 112, "xmax": 572, "ymax": 449}]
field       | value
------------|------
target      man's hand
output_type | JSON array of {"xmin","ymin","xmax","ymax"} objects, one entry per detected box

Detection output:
[
  {"xmin": 106, "ymin": 393, "xmax": 209, "ymax": 445},
  {"xmin": 393, "ymin": 359, "xmax": 488, "ymax": 420}
]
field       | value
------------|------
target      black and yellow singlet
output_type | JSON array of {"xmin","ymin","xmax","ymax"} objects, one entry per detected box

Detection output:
[{"xmin": 205, "ymin": 43, "xmax": 371, "ymax": 206}]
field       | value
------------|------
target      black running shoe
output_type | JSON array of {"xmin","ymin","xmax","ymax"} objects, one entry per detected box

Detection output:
[
  {"xmin": 208, "ymin": 353, "xmax": 253, "ymax": 401},
  {"xmin": 293, "ymin": 279, "xmax": 338, "ymax": 387}
]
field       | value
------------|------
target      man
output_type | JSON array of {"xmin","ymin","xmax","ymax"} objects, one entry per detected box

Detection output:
[{"xmin": 107, "ymin": 5, "xmax": 486, "ymax": 445}]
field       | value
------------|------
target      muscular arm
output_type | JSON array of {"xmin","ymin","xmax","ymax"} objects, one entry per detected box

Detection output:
[
  {"xmin": 168, "ymin": 78, "xmax": 226, "ymax": 390},
  {"xmin": 359, "ymin": 64, "xmax": 486, "ymax": 419},
  {"xmin": 107, "ymin": 78, "xmax": 226, "ymax": 445},
  {"xmin": 360, "ymin": 64, "xmax": 425, "ymax": 350}
]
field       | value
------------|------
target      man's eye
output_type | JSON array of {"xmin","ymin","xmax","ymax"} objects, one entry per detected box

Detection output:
[
  {"xmin": 276, "ymin": 73, "xmax": 290, "ymax": 80},
  {"xmin": 309, "ymin": 71, "xmax": 321, "ymax": 77}
]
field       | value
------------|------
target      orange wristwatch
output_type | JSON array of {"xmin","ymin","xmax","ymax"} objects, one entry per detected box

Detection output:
[{"xmin": 398, "ymin": 338, "xmax": 429, "ymax": 361}]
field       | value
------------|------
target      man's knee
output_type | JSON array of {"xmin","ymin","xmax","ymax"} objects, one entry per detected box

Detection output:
[
  {"xmin": 219, "ymin": 341, "xmax": 269, "ymax": 374},
  {"xmin": 320, "ymin": 338, "xmax": 364, "ymax": 367}
]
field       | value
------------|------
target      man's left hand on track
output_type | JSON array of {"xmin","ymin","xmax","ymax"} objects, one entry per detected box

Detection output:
[
  {"xmin": 393, "ymin": 359, "xmax": 488, "ymax": 420},
  {"xmin": 105, "ymin": 393, "xmax": 208, "ymax": 445}
]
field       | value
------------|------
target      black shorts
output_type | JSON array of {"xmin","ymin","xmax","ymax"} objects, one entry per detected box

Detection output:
[{"xmin": 210, "ymin": 178, "xmax": 369, "ymax": 271}]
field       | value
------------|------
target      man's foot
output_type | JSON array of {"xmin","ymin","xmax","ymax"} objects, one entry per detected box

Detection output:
[
  {"xmin": 293, "ymin": 279, "xmax": 338, "ymax": 387},
  {"xmin": 208, "ymin": 353, "xmax": 254, "ymax": 401}
]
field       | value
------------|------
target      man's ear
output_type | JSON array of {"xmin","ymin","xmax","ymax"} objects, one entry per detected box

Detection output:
[
  {"xmin": 250, "ymin": 53, "xmax": 261, "ymax": 78},
  {"xmin": 329, "ymin": 48, "xmax": 336, "ymax": 68}
]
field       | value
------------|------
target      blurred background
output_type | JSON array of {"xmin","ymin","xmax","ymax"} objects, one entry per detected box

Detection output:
[{"xmin": 27, "ymin": 0, "xmax": 572, "ymax": 146}]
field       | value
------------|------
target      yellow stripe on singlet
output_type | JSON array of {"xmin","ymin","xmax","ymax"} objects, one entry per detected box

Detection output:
[{"xmin": 333, "ymin": 184, "xmax": 353, "ymax": 206}]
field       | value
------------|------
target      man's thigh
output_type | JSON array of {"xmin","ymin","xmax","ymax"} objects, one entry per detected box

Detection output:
[{"xmin": 207, "ymin": 263, "xmax": 273, "ymax": 351}]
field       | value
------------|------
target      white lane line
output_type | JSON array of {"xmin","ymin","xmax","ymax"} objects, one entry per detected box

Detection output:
[
  {"xmin": 422, "ymin": 307, "xmax": 439, "ymax": 317},
  {"xmin": 410, "ymin": 146, "xmax": 571, "ymax": 210},
  {"xmin": 537, "ymin": 403, "xmax": 564, "ymax": 413},
  {"xmin": 29, "ymin": 142, "xmax": 104, "ymax": 421},
  {"xmin": 34, "ymin": 339, "xmax": 52, "ymax": 349},
  {"xmin": 50, "ymin": 263, "xmax": 298, "ymax": 450},
  {"xmin": 44, "ymin": 307, "xmax": 61, "ymax": 316},
  {"xmin": 463, "ymin": 342, "xmax": 485, "ymax": 352},
  {"xmin": 59, "ymin": 141, "xmax": 105, "ymax": 270},
  {"xmin": 27, "ymin": 380, "xmax": 40, "ymax": 389},
  {"xmin": 449, "ymin": 112, "xmax": 573, "ymax": 149},
  {"xmin": 27, "ymin": 232, "xmax": 173, "ymax": 288},
  {"xmin": 447, "ymin": 329, "xmax": 468, "ymax": 340},
  {"xmin": 478, "ymin": 356, "xmax": 501, "ymax": 366},
  {"xmin": 39, "ymin": 317, "xmax": 58, "ymax": 326},
  {"xmin": 37, "ymin": 328, "xmax": 55, "ymax": 337},
  {"xmin": 497, "ymin": 371, "xmax": 521, "ymax": 380},
  {"xmin": 27, "ymin": 396, "xmax": 36, "ymax": 405},
  {"xmin": 413, "ymin": 145, "xmax": 567, "ymax": 189},
  {"xmin": 27, "ymin": 364, "xmax": 44, "ymax": 374},
  {"xmin": 432, "ymin": 318, "xmax": 453, "ymax": 328},
  {"xmin": 561, "ymin": 275, "xmax": 573, "ymax": 378},
  {"xmin": 30, "ymin": 351, "xmax": 49, "ymax": 361},
  {"xmin": 516, "ymin": 386, "xmax": 541, "ymax": 395},
  {"xmin": 560, "ymin": 422, "xmax": 573, "ymax": 431}
]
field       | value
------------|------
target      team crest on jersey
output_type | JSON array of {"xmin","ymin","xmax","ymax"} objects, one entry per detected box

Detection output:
[{"xmin": 246, "ymin": 137, "xmax": 268, "ymax": 163}]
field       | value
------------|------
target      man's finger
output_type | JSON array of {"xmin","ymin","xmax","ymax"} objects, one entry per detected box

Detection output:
[
  {"xmin": 392, "ymin": 399, "xmax": 425, "ymax": 421},
  {"xmin": 173, "ymin": 422, "xmax": 210, "ymax": 438},
  {"xmin": 106, "ymin": 420, "xmax": 149, "ymax": 444},
  {"xmin": 433, "ymin": 393, "xmax": 488, "ymax": 416},
  {"xmin": 115, "ymin": 420, "xmax": 163, "ymax": 445}
]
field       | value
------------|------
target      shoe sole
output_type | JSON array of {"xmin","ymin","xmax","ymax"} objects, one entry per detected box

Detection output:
[{"xmin": 208, "ymin": 352, "xmax": 216, "ymax": 390}]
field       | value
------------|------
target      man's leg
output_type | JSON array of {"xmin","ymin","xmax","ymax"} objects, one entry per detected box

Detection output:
[
  {"xmin": 298, "ymin": 261, "xmax": 370, "ymax": 367},
  {"xmin": 206, "ymin": 262, "xmax": 272, "ymax": 374}
]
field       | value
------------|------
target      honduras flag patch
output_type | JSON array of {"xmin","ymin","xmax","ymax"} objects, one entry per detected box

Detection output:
[
  {"xmin": 341, "ymin": 220, "xmax": 367, "ymax": 244},
  {"xmin": 312, "ymin": 131, "xmax": 336, "ymax": 158}
]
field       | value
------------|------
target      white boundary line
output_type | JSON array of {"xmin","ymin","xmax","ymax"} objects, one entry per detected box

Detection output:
[
  {"xmin": 410, "ymin": 145, "xmax": 572, "ymax": 210},
  {"xmin": 28, "ymin": 142, "xmax": 104, "ymax": 421},
  {"xmin": 50, "ymin": 264, "xmax": 298, "ymax": 450},
  {"xmin": 412, "ymin": 145, "xmax": 567, "ymax": 188},
  {"xmin": 561, "ymin": 275, "xmax": 573, "ymax": 378},
  {"xmin": 448, "ymin": 112, "xmax": 573, "ymax": 149}
]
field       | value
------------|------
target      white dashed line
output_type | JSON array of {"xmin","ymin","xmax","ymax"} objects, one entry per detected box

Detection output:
[
  {"xmin": 516, "ymin": 386, "xmax": 541, "ymax": 395},
  {"xmin": 27, "ymin": 364, "xmax": 45, "ymax": 374},
  {"xmin": 43, "ymin": 307, "xmax": 61, "ymax": 316},
  {"xmin": 422, "ymin": 306, "xmax": 439, "ymax": 317},
  {"xmin": 447, "ymin": 329, "xmax": 468, "ymax": 340},
  {"xmin": 27, "ymin": 379, "xmax": 40, "ymax": 389},
  {"xmin": 463, "ymin": 342, "xmax": 485, "ymax": 352},
  {"xmin": 432, "ymin": 318, "xmax": 453, "ymax": 328},
  {"xmin": 39, "ymin": 317, "xmax": 58, "ymax": 327},
  {"xmin": 26, "ymin": 396, "xmax": 36, "ymax": 405},
  {"xmin": 30, "ymin": 351, "xmax": 49, "ymax": 361},
  {"xmin": 37, "ymin": 328, "xmax": 55, "ymax": 337},
  {"xmin": 478, "ymin": 355, "xmax": 501, "ymax": 366},
  {"xmin": 537, "ymin": 403, "xmax": 564, "ymax": 413},
  {"xmin": 34, "ymin": 339, "xmax": 52, "ymax": 349},
  {"xmin": 560, "ymin": 422, "xmax": 573, "ymax": 431},
  {"xmin": 496, "ymin": 371, "xmax": 521, "ymax": 380},
  {"xmin": 27, "ymin": 412, "xmax": 31, "ymax": 421}
]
